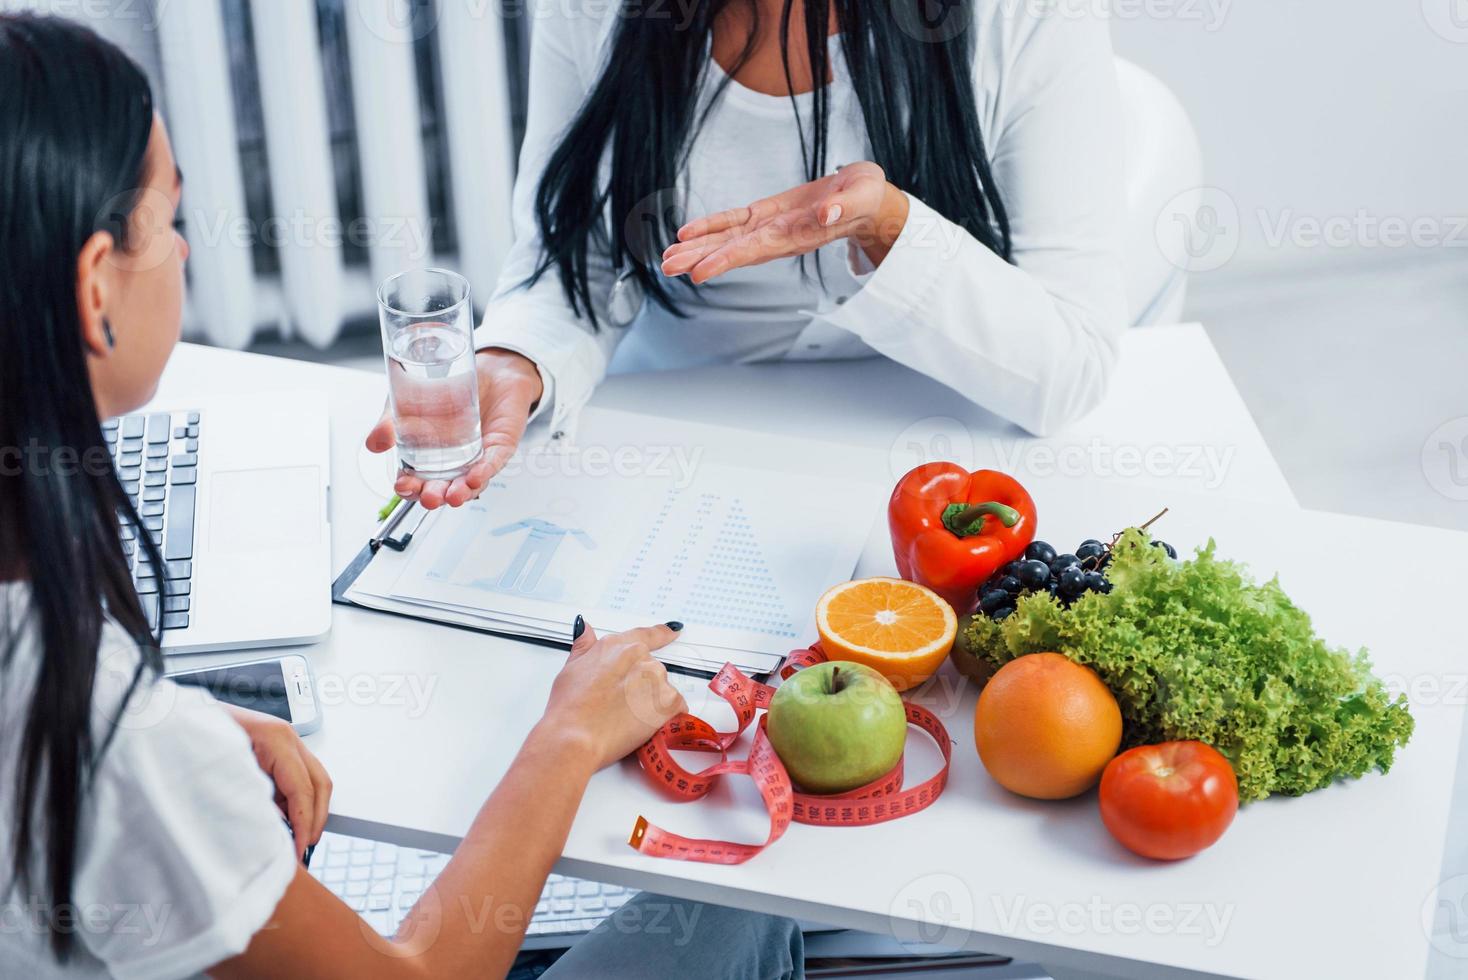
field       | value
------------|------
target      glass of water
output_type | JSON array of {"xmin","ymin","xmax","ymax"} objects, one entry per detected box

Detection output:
[{"xmin": 377, "ymin": 268, "xmax": 483, "ymax": 480}]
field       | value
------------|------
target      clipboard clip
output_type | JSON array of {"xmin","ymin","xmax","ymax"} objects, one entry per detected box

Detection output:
[{"xmin": 370, "ymin": 499, "xmax": 428, "ymax": 553}]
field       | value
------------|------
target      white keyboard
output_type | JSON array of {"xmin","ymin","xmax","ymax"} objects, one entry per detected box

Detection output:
[{"xmin": 309, "ymin": 832, "xmax": 636, "ymax": 949}]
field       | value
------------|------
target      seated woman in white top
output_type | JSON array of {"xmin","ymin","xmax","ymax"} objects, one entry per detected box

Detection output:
[
  {"xmin": 0, "ymin": 14, "xmax": 802, "ymax": 980},
  {"xmin": 368, "ymin": 0, "xmax": 1127, "ymax": 509}
]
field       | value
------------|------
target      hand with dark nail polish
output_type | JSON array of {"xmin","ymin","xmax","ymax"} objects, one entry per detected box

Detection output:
[{"xmin": 553, "ymin": 616, "xmax": 689, "ymax": 770}]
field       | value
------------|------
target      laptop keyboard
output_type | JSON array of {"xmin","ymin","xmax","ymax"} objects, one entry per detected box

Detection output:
[
  {"xmin": 103, "ymin": 410, "xmax": 199, "ymax": 632},
  {"xmin": 309, "ymin": 831, "xmax": 636, "ymax": 946}
]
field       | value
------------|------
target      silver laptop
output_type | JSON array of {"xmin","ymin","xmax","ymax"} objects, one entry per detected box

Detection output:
[{"xmin": 105, "ymin": 389, "xmax": 333, "ymax": 653}]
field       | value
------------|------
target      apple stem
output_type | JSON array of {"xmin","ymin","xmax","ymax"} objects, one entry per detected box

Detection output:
[{"xmin": 828, "ymin": 666, "xmax": 844, "ymax": 695}]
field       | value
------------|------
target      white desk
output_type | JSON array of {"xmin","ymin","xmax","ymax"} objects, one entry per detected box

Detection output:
[{"xmin": 153, "ymin": 326, "xmax": 1463, "ymax": 979}]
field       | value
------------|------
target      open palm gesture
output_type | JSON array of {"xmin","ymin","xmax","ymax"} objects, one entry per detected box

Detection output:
[{"xmin": 661, "ymin": 161, "xmax": 903, "ymax": 284}]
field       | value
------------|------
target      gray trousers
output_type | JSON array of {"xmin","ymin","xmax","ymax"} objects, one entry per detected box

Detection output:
[{"xmin": 542, "ymin": 893, "xmax": 805, "ymax": 980}]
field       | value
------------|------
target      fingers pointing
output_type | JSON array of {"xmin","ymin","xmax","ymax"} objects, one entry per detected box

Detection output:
[
  {"xmin": 614, "ymin": 622, "xmax": 684, "ymax": 653},
  {"xmin": 570, "ymin": 619, "xmax": 683, "ymax": 659}
]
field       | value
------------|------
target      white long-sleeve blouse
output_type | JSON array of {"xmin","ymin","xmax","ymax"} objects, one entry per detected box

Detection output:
[{"xmin": 474, "ymin": 1, "xmax": 1128, "ymax": 438}]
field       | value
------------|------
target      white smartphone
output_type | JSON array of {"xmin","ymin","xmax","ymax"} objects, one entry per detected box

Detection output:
[{"xmin": 168, "ymin": 654, "xmax": 322, "ymax": 735}]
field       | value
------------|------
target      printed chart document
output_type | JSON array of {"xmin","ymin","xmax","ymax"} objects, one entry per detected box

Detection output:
[{"xmin": 344, "ymin": 408, "xmax": 890, "ymax": 674}]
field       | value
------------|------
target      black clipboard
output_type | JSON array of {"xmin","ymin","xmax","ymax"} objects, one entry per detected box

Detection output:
[
  {"xmin": 330, "ymin": 499, "xmax": 569, "ymax": 653},
  {"xmin": 330, "ymin": 501, "xmax": 723, "ymax": 675}
]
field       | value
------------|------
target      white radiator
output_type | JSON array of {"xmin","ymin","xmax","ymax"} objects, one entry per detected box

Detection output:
[{"xmin": 148, "ymin": 0, "xmax": 518, "ymax": 348}]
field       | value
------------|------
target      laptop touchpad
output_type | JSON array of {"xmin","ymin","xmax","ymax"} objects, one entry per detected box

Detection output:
[{"xmin": 209, "ymin": 467, "xmax": 322, "ymax": 553}]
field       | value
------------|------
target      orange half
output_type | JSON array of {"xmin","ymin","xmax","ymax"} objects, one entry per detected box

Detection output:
[{"xmin": 815, "ymin": 578, "xmax": 957, "ymax": 692}]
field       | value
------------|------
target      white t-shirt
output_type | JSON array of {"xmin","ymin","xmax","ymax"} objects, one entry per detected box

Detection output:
[
  {"xmin": 477, "ymin": 0, "xmax": 1128, "ymax": 438},
  {"xmin": 0, "ymin": 586, "xmax": 297, "ymax": 980}
]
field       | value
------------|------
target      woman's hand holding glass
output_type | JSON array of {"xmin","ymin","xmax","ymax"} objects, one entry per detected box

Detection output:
[
  {"xmin": 661, "ymin": 160, "xmax": 910, "ymax": 284},
  {"xmin": 365, "ymin": 347, "xmax": 544, "ymax": 510}
]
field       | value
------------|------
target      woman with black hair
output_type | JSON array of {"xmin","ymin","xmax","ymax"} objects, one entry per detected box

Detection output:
[
  {"xmin": 369, "ymin": 0, "xmax": 1127, "ymax": 510},
  {"xmin": 0, "ymin": 13, "xmax": 801, "ymax": 980}
]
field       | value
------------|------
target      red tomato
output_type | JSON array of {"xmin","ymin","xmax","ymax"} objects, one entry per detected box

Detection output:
[{"xmin": 1099, "ymin": 741, "xmax": 1238, "ymax": 861}]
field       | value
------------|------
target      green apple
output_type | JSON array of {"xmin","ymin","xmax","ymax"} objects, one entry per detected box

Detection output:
[{"xmin": 766, "ymin": 660, "xmax": 907, "ymax": 794}]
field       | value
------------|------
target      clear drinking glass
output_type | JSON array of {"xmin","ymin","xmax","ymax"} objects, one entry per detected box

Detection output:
[{"xmin": 377, "ymin": 268, "xmax": 483, "ymax": 479}]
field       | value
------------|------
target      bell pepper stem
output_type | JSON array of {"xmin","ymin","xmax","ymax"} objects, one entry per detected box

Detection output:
[{"xmin": 942, "ymin": 501, "xmax": 1021, "ymax": 538}]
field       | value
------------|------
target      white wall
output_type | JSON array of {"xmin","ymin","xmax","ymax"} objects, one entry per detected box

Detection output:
[{"xmin": 1110, "ymin": 0, "xmax": 1468, "ymax": 270}]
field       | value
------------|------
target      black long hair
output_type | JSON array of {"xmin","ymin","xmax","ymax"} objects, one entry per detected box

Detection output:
[
  {"xmin": 0, "ymin": 14, "xmax": 164, "ymax": 958},
  {"xmin": 532, "ymin": 0, "xmax": 1012, "ymax": 327}
]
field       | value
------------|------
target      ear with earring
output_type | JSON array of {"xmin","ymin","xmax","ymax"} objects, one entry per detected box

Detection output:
[{"xmin": 102, "ymin": 319, "xmax": 115, "ymax": 350}]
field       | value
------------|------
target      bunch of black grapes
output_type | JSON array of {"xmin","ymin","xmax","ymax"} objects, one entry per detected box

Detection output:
[{"xmin": 977, "ymin": 537, "xmax": 1176, "ymax": 622}]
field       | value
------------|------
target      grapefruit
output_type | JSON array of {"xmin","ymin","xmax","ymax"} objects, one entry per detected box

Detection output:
[{"xmin": 974, "ymin": 652, "xmax": 1122, "ymax": 799}]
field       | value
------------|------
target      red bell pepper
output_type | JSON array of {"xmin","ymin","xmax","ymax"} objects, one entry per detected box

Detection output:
[{"xmin": 888, "ymin": 463, "xmax": 1037, "ymax": 614}]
